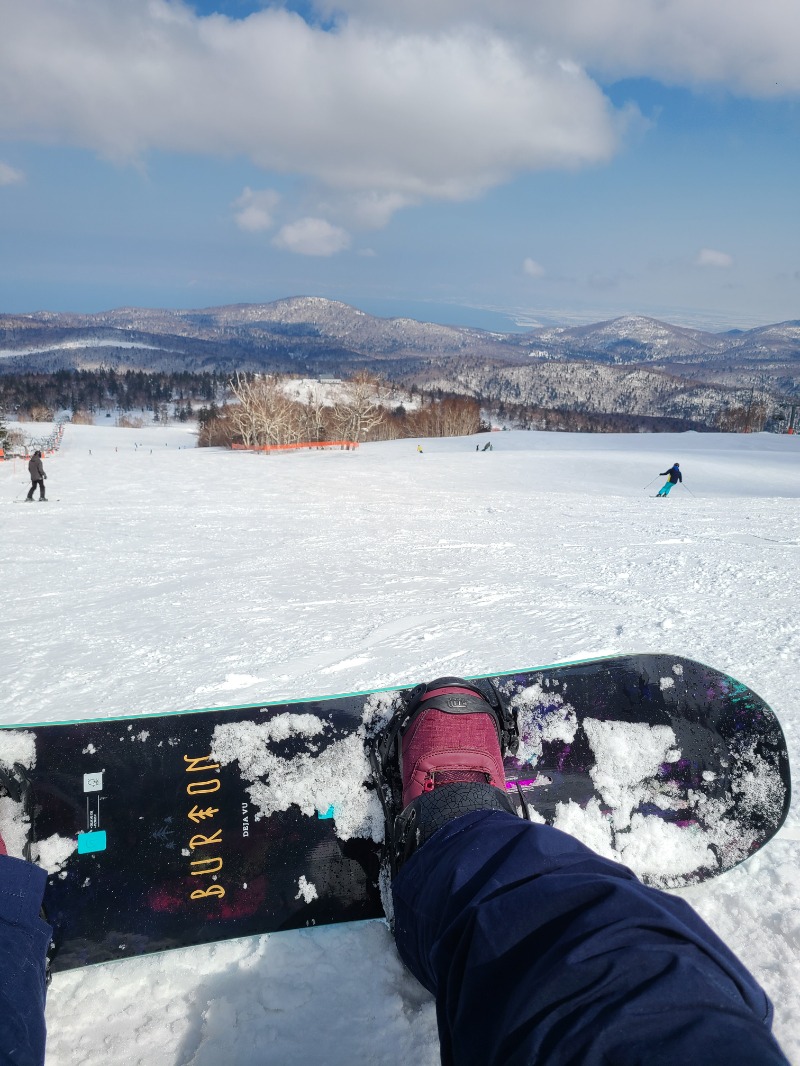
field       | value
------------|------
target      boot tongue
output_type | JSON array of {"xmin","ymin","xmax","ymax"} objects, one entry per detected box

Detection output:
[{"xmin": 400, "ymin": 705, "xmax": 506, "ymax": 807}]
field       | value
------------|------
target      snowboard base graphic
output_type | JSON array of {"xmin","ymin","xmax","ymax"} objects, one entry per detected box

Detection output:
[{"xmin": 0, "ymin": 654, "xmax": 790, "ymax": 973}]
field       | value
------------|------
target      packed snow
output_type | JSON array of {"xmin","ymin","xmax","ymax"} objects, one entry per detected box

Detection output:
[
  {"xmin": 211, "ymin": 715, "xmax": 384, "ymax": 842},
  {"xmin": 1, "ymin": 422, "xmax": 799, "ymax": 1065}
]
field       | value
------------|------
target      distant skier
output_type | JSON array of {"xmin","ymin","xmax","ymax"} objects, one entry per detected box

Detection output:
[
  {"xmin": 417, "ymin": 444, "xmax": 423, "ymax": 454},
  {"xmin": 656, "ymin": 462, "xmax": 682, "ymax": 497},
  {"xmin": 25, "ymin": 450, "xmax": 47, "ymax": 502}
]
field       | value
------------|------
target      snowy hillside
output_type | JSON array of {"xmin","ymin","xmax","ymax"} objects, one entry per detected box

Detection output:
[
  {"xmin": 3, "ymin": 301, "xmax": 799, "ymax": 392},
  {"xmin": 2, "ymin": 424, "xmax": 799, "ymax": 1065}
]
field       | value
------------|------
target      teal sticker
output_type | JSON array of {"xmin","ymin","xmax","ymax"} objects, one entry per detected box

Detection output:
[
  {"xmin": 318, "ymin": 806, "xmax": 335, "ymax": 820},
  {"xmin": 77, "ymin": 830, "xmax": 107, "ymax": 854}
]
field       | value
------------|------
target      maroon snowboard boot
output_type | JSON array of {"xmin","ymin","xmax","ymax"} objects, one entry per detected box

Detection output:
[{"xmin": 370, "ymin": 677, "xmax": 519, "ymax": 874}]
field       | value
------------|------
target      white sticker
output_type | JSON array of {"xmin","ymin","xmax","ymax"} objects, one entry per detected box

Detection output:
[{"xmin": 83, "ymin": 772, "xmax": 104, "ymax": 793}]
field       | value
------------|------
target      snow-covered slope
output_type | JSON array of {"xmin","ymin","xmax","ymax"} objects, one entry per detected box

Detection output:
[{"xmin": 1, "ymin": 424, "xmax": 798, "ymax": 1065}]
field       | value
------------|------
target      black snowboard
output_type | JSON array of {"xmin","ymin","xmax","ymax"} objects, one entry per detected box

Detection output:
[{"xmin": 0, "ymin": 654, "xmax": 790, "ymax": 973}]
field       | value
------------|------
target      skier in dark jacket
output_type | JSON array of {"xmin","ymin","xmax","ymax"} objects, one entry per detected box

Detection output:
[
  {"xmin": 379, "ymin": 677, "xmax": 789, "ymax": 1066},
  {"xmin": 656, "ymin": 461, "xmax": 682, "ymax": 497},
  {"xmin": 25, "ymin": 450, "xmax": 47, "ymax": 502}
]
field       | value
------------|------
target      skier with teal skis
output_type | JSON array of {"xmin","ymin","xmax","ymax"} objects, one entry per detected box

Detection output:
[{"xmin": 657, "ymin": 462, "xmax": 682, "ymax": 496}]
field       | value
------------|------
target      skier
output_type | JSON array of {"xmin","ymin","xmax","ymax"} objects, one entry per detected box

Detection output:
[
  {"xmin": 656, "ymin": 461, "xmax": 682, "ymax": 497},
  {"xmin": 25, "ymin": 450, "xmax": 47, "ymax": 502},
  {"xmin": 374, "ymin": 677, "xmax": 789, "ymax": 1065}
]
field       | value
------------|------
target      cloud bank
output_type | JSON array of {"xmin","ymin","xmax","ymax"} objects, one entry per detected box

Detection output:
[
  {"xmin": 5, "ymin": 1, "xmax": 793, "ymax": 256},
  {"xmin": 315, "ymin": 0, "xmax": 800, "ymax": 97},
  {"xmin": 0, "ymin": 0, "xmax": 620, "ymax": 229}
]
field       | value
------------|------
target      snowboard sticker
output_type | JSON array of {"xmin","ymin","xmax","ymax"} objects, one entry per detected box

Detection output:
[{"xmin": 0, "ymin": 654, "xmax": 790, "ymax": 972}]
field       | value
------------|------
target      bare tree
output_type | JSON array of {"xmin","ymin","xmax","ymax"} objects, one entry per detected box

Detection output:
[
  {"xmin": 28, "ymin": 404, "xmax": 56, "ymax": 422},
  {"xmin": 331, "ymin": 372, "xmax": 386, "ymax": 442},
  {"xmin": 409, "ymin": 396, "xmax": 480, "ymax": 438},
  {"xmin": 229, "ymin": 373, "xmax": 306, "ymax": 446},
  {"xmin": 301, "ymin": 384, "xmax": 330, "ymax": 442},
  {"xmin": 228, "ymin": 373, "xmax": 262, "ymax": 446}
]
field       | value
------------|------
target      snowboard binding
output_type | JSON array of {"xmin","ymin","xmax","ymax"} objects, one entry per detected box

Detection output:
[{"xmin": 368, "ymin": 675, "xmax": 519, "ymax": 877}]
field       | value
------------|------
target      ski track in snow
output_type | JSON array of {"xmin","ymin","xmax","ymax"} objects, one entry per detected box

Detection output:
[{"xmin": 1, "ymin": 423, "xmax": 799, "ymax": 1064}]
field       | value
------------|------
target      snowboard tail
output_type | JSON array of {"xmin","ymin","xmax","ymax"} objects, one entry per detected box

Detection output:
[{"xmin": 0, "ymin": 654, "xmax": 790, "ymax": 972}]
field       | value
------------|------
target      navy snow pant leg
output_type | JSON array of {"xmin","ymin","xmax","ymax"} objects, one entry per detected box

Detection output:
[
  {"xmin": 0, "ymin": 856, "xmax": 51, "ymax": 1066},
  {"xmin": 392, "ymin": 810, "xmax": 789, "ymax": 1066}
]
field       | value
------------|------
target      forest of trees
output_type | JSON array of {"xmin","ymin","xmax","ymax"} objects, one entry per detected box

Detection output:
[
  {"xmin": 480, "ymin": 399, "xmax": 711, "ymax": 433},
  {"xmin": 0, "ymin": 366, "xmax": 784, "ymax": 445},
  {"xmin": 0, "ymin": 368, "xmax": 222, "ymax": 422}
]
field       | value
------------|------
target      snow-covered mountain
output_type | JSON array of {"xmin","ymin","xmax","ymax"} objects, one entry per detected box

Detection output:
[
  {"xmin": 2, "ymin": 299, "xmax": 798, "ymax": 367},
  {"xmin": 525, "ymin": 315, "xmax": 726, "ymax": 360},
  {"xmin": 1, "ymin": 301, "xmax": 798, "ymax": 412},
  {"xmin": 0, "ymin": 297, "xmax": 511, "ymax": 363}
]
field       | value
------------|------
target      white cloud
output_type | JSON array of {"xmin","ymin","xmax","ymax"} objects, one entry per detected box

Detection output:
[
  {"xmin": 303, "ymin": 189, "xmax": 416, "ymax": 232},
  {"xmin": 0, "ymin": 162, "xmax": 24, "ymax": 186},
  {"xmin": 346, "ymin": 192, "xmax": 416, "ymax": 230},
  {"xmin": 696, "ymin": 248, "xmax": 734, "ymax": 268},
  {"xmin": 273, "ymin": 217, "xmax": 352, "ymax": 256},
  {"xmin": 232, "ymin": 187, "xmax": 280, "ymax": 232},
  {"xmin": 0, "ymin": 0, "xmax": 622, "ymax": 228},
  {"xmin": 523, "ymin": 257, "xmax": 546, "ymax": 278},
  {"xmin": 313, "ymin": 0, "xmax": 800, "ymax": 97}
]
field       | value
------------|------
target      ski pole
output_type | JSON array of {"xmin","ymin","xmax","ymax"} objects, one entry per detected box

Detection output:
[
  {"xmin": 680, "ymin": 483, "xmax": 696, "ymax": 498},
  {"xmin": 643, "ymin": 476, "xmax": 659, "ymax": 490}
]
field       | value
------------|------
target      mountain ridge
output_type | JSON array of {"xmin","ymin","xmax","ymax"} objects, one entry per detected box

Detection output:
[{"xmin": 1, "ymin": 298, "xmax": 798, "ymax": 399}]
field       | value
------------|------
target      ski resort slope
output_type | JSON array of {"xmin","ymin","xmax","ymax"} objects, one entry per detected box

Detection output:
[{"xmin": 2, "ymin": 423, "xmax": 799, "ymax": 1065}]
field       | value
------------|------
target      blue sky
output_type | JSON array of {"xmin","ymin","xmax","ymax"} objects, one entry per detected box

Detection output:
[{"xmin": 0, "ymin": 0, "xmax": 798, "ymax": 331}]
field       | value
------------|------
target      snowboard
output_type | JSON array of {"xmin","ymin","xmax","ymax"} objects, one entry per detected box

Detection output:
[{"xmin": 0, "ymin": 654, "xmax": 790, "ymax": 974}]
